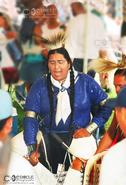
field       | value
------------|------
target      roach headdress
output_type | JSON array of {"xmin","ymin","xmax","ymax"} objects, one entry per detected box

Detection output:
[
  {"xmin": 42, "ymin": 31, "xmax": 66, "ymax": 50},
  {"xmin": 88, "ymin": 54, "xmax": 126, "ymax": 73}
]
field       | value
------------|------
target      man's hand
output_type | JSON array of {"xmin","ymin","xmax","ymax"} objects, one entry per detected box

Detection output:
[
  {"xmin": 73, "ymin": 128, "xmax": 90, "ymax": 138},
  {"xmin": 25, "ymin": 151, "xmax": 40, "ymax": 166},
  {"xmin": 71, "ymin": 158, "xmax": 86, "ymax": 172}
]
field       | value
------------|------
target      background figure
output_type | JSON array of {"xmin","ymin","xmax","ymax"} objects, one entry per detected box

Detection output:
[
  {"xmin": 88, "ymin": 51, "xmax": 126, "ymax": 153},
  {"xmin": 65, "ymin": 2, "xmax": 86, "ymax": 72},
  {"xmin": 0, "ymin": 12, "xmax": 19, "ymax": 85},
  {"xmin": 99, "ymin": 87, "xmax": 126, "ymax": 185},
  {"xmin": 0, "ymin": 89, "xmax": 13, "ymax": 184},
  {"xmin": 19, "ymin": 4, "xmax": 48, "ymax": 88},
  {"xmin": 65, "ymin": 2, "xmax": 110, "ymax": 72},
  {"xmin": 42, "ymin": 4, "xmax": 66, "ymax": 38},
  {"xmin": 19, "ymin": 1, "xmax": 49, "ymax": 85},
  {"xmin": 92, "ymin": 49, "xmax": 117, "ymax": 96},
  {"xmin": 23, "ymin": 32, "xmax": 112, "ymax": 174},
  {"xmin": 96, "ymin": 67, "xmax": 126, "ymax": 153}
]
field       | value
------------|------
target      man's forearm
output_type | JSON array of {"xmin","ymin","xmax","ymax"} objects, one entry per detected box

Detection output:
[{"xmin": 96, "ymin": 132, "xmax": 112, "ymax": 154}]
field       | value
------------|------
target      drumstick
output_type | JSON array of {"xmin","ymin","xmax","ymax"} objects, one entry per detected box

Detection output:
[
  {"xmin": 36, "ymin": 131, "xmax": 43, "ymax": 152},
  {"xmin": 37, "ymin": 131, "xmax": 52, "ymax": 171},
  {"xmin": 51, "ymin": 133, "xmax": 86, "ymax": 164}
]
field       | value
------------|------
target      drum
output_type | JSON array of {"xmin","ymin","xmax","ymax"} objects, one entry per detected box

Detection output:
[
  {"xmin": 83, "ymin": 152, "xmax": 106, "ymax": 185},
  {"xmin": 68, "ymin": 135, "xmax": 97, "ymax": 160},
  {"xmin": 9, "ymin": 132, "xmax": 57, "ymax": 185},
  {"xmin": 6, "ymin": 151, "xmax": 57, "ymax": 185}
]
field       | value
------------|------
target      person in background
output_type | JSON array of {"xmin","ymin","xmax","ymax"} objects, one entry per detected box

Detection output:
[
  {"xmin": 65, "ymin": 1, "xmax": 110, "ymax": 72},
  {"xmin": 0, "ymin": 89, "xmax": 13, "ymax": 141},
  {"xmin": 96, "ymin": 68, "xmax": 126, "ymax": 153},
  {"xmin": 65, "ymin": 1, "xmax": 86, "ymax": 72},
  {"xmin": 19, "ymin": 3, "xmax": 47, "ymax": 90},
  {"xmin": 99, "ymin": 86, "xmax": 126, "ymax": 185},
  {"xmin": 23, "ymin": 32, "xmax": 112, "ymax": 174},
  {"xmin": 0, "ymin": 89, "xmax": 13, "ymax": 184},
  {"xmin": 89, "ymin": 49, "xmax": 117, "ymax": 96},
  {"xmin": 87, "ymin": 53, "xmax": 126, "ymax": 154},
  {"xmin": 0, "ymin": 12, "xmax": 19, "ymax": 85},
  {"xmin": 42, "ymin": 4, "xmax": 66, "ymax": 38}
]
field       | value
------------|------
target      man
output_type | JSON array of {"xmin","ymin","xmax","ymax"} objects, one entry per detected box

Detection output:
[
  {"xmin": 0, "ymin": 90, "xmax": 56, "ymax": 185},
  {"xmin": 71, "ymin": 68, "xmax": 126, "ymax": 174},
  {"xmin": 65, "ymin": 1, "xmax": 110, "ymax": 72},
  {"xmin": 99, "ymin": 86, "xmax": 126, "ymax": 185},
  {"xmin": 23, "ymin": 31, "xmax": 112, "ymax": 174},
  {"xmin": 0, "ymin": 89, "xmax": 13, "ymax": 143},
  {"xmin": 96, "ymin": 68, "xmax": 126, "ymax": 153},
  {"xmin": 0, "ymin": 89, "xmax": 13, "ymax": 184}
]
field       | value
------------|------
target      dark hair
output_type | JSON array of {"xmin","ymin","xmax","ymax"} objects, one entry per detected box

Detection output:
[
  {"xmin": 47, "ymin": 47, "xmax": 74, "ymax": 130},
  {"xmin": 0, "ymin": 117, "xmax": 10, "ymax": 131},
  {"xmin": 47, "ymin": 47, "xmax": 72, "ymax": 67},
  {"xmin": 114, "ymin": 68, "xmax": 126, "ymax": 78}
]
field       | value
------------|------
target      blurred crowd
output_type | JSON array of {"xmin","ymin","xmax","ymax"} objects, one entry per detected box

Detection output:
[{"xmin": 0, "ymin": 0, "xmax": 123, "ymax": 90}]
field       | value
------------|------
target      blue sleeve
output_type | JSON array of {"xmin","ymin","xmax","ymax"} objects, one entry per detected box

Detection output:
[
  {"xmin": 23, "ymin": 78, "xmax": 43, "ymax": 145},
  {"xmin": 92, "ymin": 104, "xmax": 112, "ymax": 128},
  {"xmin": 23, "ymin": 117, "xmax": 39, "ymax": 145},
  {"xmin": 88, "ymin": 75, "xmax": 112, "ymax": 127},
  {"xmin": 24, "ymin": 79, "xmax": 42, "ymax": 113}
]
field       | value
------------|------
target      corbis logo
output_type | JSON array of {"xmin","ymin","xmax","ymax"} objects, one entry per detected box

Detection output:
[
  {"xmin": 24, "ymin": 7, "xmax": 46, "ymax": 17},
  {"xmin": 24, "ymin": 5, "xmax": 57, "ymax": 18},
  {"xmin": 4, "ymin": 175, "xmax": 34, "ymax": 184}
]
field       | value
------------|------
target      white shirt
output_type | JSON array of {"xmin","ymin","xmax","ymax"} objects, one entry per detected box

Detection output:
[
  {"xmin": 10, "ymin": 131, "xmax": 83, "ymax": 185},
  {"xmin": 99, "ymin": 138, "xmax": 126, "ymax": 185},
  {"xmin": 65, "ymin": 12, "xmax": 110, "ymax": 60}
]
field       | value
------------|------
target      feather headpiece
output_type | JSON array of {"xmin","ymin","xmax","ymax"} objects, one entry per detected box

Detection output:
[
  {"xmin": 42, "ymin": 31, "xmax": 66, "ymax": 50},
  {"xmin": 88, "ymin": 54, "xmax": 126, "ymax": 73}
]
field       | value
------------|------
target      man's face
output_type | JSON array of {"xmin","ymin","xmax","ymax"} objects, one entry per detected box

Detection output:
[
  {"xmin": 114, "ymin": 75, "xmax": 126, "ymax": 94},
  {"xmin": 48, "ymin": 53, "xmax": 70, "ymax": 82}
]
